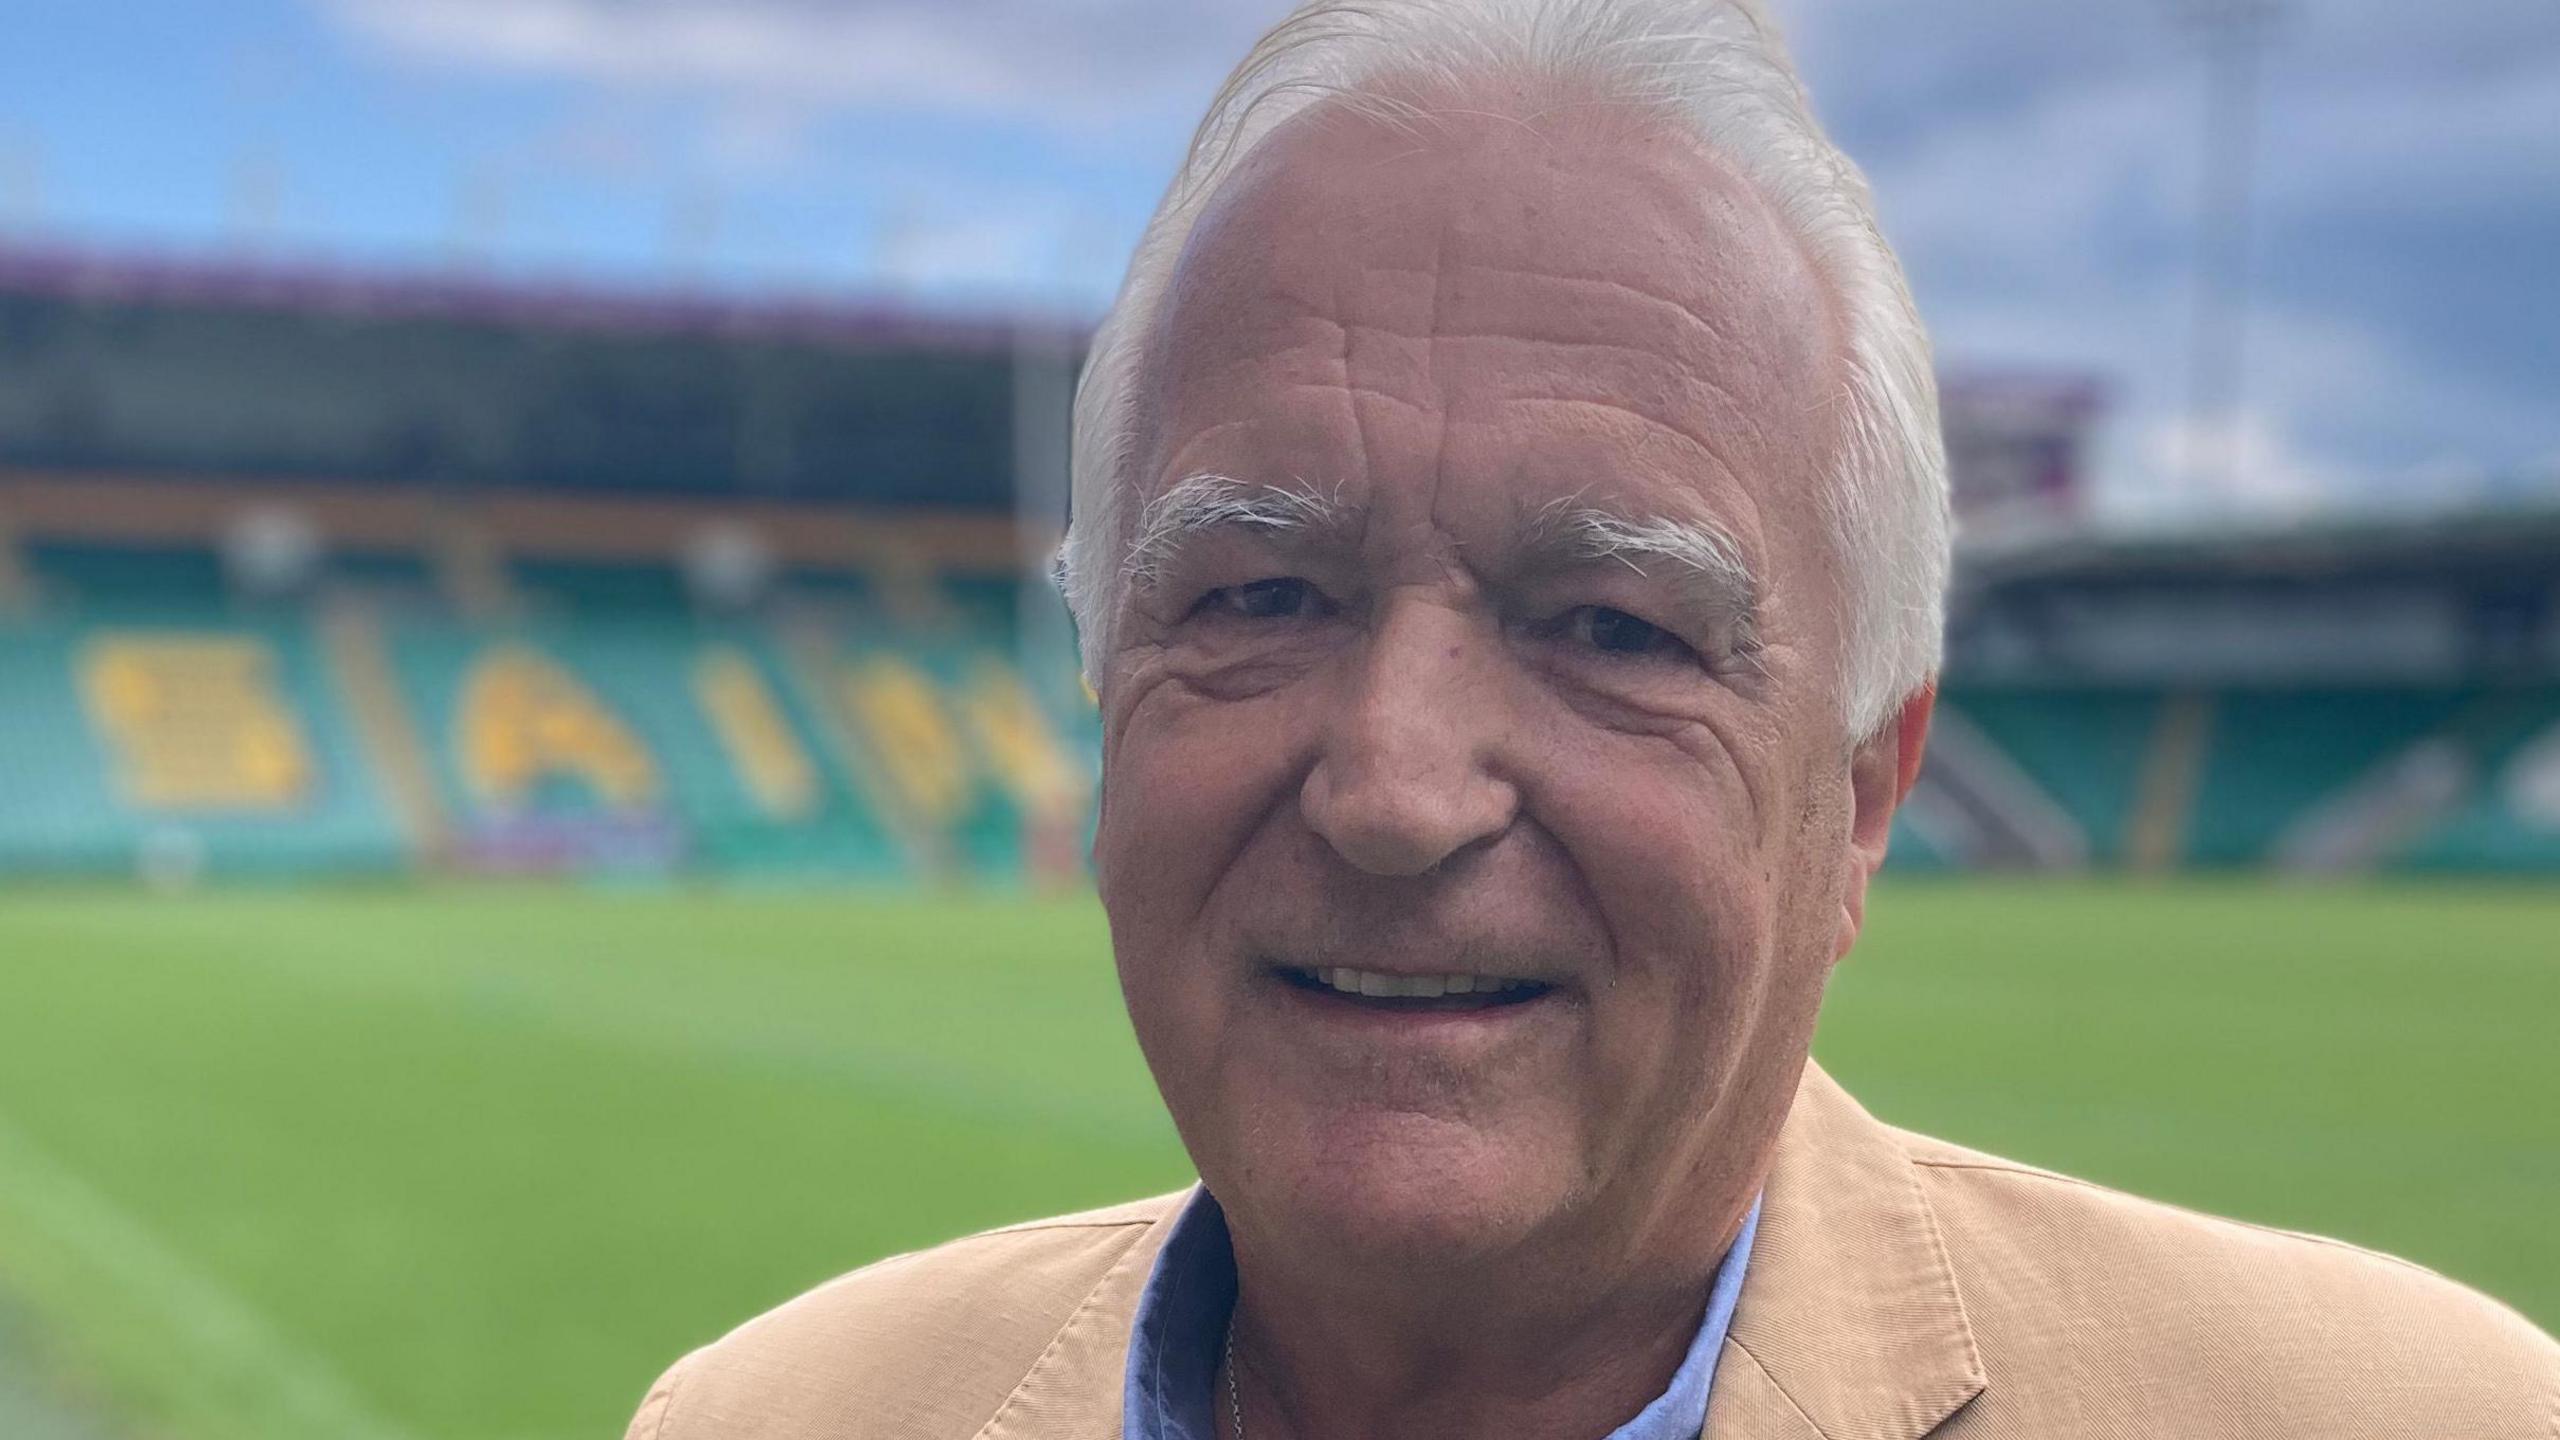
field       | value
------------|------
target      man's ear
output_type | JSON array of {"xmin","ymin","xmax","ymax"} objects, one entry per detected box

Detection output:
[
  {"xmin": 1085, "ymin": 673, "xmax": 1112, "ymax": 886},
  {"xmin": 1836, "ymin": 682, "xmax": 1935, "ymax": 962}
]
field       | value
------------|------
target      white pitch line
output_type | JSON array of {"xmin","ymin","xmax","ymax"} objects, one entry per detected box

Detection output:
[{"xmin": 0, "ymin": 1110, "xmax": 415, "ymax": 1440}]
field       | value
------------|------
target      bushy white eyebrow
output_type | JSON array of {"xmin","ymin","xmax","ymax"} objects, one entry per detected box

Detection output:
[
  {"xmin": 1123, "ymin": 474, "xmax": 1351, "ymax": 594},
  {"xmin": 1524, "ymin": 497, "xmax": 1761, "ymax": 648}
]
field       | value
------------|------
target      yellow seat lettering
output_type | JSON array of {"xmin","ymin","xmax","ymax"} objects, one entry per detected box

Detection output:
[
  {"xmin": 695, "ymin": 648, "xmax": 818, "ymax": 820},
  {"xmin": 843, "ymin": 657, "xmax": 971, "ymax": 828},
  {"xmin": 960, "ymin": 662, "xmax": 1088, "ymax": 824},
  {"xmin": 457, "ymin": 646, "xmax": 658, "ymax": 811},
  {"xmin": 80, "ymin": 634, "xmax": 315, "ymax": 811}
]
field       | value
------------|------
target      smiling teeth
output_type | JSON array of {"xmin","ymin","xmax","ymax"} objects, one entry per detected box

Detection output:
[{"xmin": 1314, "ymin": 967, "xmax": 1532, "ymax": 998}]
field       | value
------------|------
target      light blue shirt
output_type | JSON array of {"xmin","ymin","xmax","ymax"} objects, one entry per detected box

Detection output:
[{"xmin": 1121, "ymin": 1189, "xmax": 1762, "ymax": 1440}]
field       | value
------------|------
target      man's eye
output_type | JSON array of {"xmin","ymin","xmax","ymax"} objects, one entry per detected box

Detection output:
[
  {"xmin": 1194, "ymin": 577, "xmax": 1328, "ymax": 621},
  {"xmin": 1564, "ymin": 606, "xmax": 1693, "ymax": 661}
]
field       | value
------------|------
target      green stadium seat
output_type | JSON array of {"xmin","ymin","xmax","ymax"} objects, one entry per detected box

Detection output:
[
  {"xmin": 2395, "ymin": 688, "xmax": 2560, "ymax": 872},
  {"xmin": 2183, "ymin": 689, "xmax": 2469, "ymax": 868},
  {"xmin": 1939, "ymin": 686, "xmax": 2162, "ymax": 864}
]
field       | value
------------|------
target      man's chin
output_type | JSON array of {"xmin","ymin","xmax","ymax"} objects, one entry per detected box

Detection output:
[{"xmin": 1223, "ymin": 1111, "xmax": 1572, "ymax": 1266}]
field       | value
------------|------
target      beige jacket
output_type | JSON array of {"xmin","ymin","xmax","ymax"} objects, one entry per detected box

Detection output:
[{"xmin": 626, "ymin": 1064, "xmax": 2558, "ymax": 1438}]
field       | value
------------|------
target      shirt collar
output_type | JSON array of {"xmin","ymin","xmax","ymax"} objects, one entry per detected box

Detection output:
[{"xmin": 1122, "ymin": 1190, "xmax": 1762, "ymax": 1440}]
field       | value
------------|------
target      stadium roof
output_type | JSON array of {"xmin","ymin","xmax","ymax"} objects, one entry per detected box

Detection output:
[
  {"xmin": 1960, "ymin": 499, "xmax": 2560, "ymax": 589},
  {"xmin": 0, "ymin": 241, "xmax": 1085, "ymax": 356}
]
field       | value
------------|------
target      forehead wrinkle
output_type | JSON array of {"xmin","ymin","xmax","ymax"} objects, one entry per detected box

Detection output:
[
  {"xmin": 1430, "ymin": 262, "xmax": 1748, "ymax": 348},
  {"xmin": 1273, "ymin": 263, "xmax": 1764, "ymax": 409},
  {"xmin": 1320, "ymin": 310, "xmax": 1769, "ymax": 430},
  {"xmin": 1492, "ymin": 396, "xmax": 1757, "ymax": 493},
  {"xmin": 1358, "ymin": 325, "xmax": 1706, "ymax": 371},
  {"xmin": 1431, "ymin": 265, "xmax": 1759, "ymax": 379},
  {"xmin": 1257, "ymin": 273, "xmax": 1777, "ymax": 468},
  {"xmin": 1279, "ymin": 378, "xmax": 1435, "ymax": 417}
]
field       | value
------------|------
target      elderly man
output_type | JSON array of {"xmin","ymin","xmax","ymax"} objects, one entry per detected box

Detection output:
[{"xmin": 627, "ymin": 1, "xmax": 2557, "ymax": 1436}]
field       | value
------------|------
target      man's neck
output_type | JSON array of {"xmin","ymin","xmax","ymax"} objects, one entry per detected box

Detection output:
[{"xmin": 1218, "ymin": 1198, "xmax": 1753, "ymax": 1440}]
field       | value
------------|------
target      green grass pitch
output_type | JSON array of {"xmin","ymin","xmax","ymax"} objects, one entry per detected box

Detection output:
[{"xmin": 0, "ymin": 880, "xmax": 2552, "ymax": 1439}]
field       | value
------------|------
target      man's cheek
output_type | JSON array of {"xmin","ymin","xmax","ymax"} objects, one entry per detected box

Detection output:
[
  {"xmin": 1555, "ymin": 780, "xmax": 1763, "ymax": 957},
  {"xmin": 1100, "ymin": 742, "xmax": 1258, "ymax": 956},
  {"xmin": 1117, "ymin": 744, "xmax": 1222, "ymax": 854}
]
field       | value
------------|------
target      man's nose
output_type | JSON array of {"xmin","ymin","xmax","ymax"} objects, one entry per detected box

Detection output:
[{"xmin": 1299, "ymin": 598, "xmax": 1520, "ymax": 876}]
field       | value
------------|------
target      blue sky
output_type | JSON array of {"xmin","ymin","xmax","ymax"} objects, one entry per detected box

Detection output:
[{"xmin": 3, "ymin": 0, "xmax": 2554, "ymax": 517}]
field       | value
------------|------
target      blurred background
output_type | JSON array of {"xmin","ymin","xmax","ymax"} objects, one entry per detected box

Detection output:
[{"xmin": 0, "ymin": 1, "xmax": 2554, "ymax": 1437}]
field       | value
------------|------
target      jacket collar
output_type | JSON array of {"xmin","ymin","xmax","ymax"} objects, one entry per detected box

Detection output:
[
  {"xmin": 978, "ymin": 1060, "xmax": 1984, "ymax": 1440},
  {"xmin": 1707, "ymin": 1061, "xmax": 1986, "ymax": 1440},
  {"xmin": 977, "ymin": 1198, "xmax": 1173, "ymax": 1440}
]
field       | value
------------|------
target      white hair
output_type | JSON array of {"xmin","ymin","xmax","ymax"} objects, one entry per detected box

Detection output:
[{"xmin": 1059, "ymin": 0, "xmax": 1948, "ymax": 738}]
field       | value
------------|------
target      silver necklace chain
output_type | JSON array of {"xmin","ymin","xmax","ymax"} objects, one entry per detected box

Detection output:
[{"xmin": 1223, "ymin": 1311, "xmax": 1246, "ymax": 1440}]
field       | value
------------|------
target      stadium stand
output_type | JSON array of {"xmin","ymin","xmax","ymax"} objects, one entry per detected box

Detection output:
[
  {"xmin": 1, "ymin": 245, "xmax": 2554, "ymax": 880},
  {"xmin": 2187, "ymin": 689, "xmax": 2465, "ymax": 867},
  {"xmin": 0, "ymin": 543, "xmax": 1082, "ymax": 881},
  {"xmin": 0, "ymin": 588, "xmax": 409, "ymax": 880},
  {"xmin": 1935, "ymin": 511, "xmax": 2560, "ymax": 873},
  {"xmin": 2395, "ymin": 688, "xmax": 2560, "ymax": 871}
]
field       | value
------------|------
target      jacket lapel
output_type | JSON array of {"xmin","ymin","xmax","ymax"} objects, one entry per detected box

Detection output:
[
  {"xmin": 974, "ymin": 1194, "xmax": 1182, "ymax": 1440},
  {"xmin": 1707, "ymin": 1061, "xmax": 1986, "ymax": 1440}
]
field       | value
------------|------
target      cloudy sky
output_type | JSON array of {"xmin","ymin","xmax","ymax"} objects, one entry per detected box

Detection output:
[{"xmin": 3, "ymin": 0, "xmax": 2554, "ymax": 517}]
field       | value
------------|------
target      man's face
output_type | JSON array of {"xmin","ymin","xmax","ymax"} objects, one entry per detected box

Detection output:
[{"xmin": 1093, "ymin": 103, "xmax": 1898, "ymax": 1273}]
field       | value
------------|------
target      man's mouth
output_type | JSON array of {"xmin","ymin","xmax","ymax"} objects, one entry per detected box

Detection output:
[{"xmin": 1275, "ymin": 964, "xmax": 1555, "ymax": 1012}]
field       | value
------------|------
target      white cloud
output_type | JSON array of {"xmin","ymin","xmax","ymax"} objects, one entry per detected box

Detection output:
[
  {"xmin": 318, "ymin": 0, "xmax": 1277, "ymax": 123},
  {"xmin": 875, "ymin": 206, "xmax": 1062, "ymax": 297},
  {"xmin": 2120, "ymin": 411, "xmax": 2341, "ymax": 519}
]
